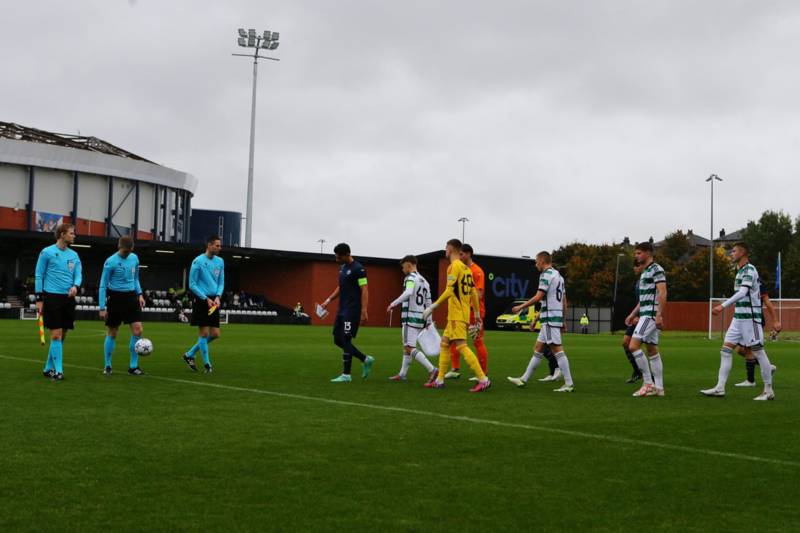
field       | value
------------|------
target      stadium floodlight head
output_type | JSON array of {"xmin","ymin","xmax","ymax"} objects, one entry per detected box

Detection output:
[
  {"xmin": 247, "ymin": 36, "xmax": 256, "ymax": 47},
  {"xmin": 271, "ymin": 31, "xmax": 280, "ymax": 42},
  {"xmin": 263, "ymin": 30, "xmax": 272, "ymax": 41},
  {"xmin": 248, "ymin": 28, "xmax": 256, "ymax": 38},
  {"xmin": 238, "ymin": 28, "xmax": 247, "ymax": 37},
  {"xmin": 268, "ymin": 41, "xmax": 279, "ymax": 50},
  {"xmin": 238, "ymin": 37, "xmax": 247, "ymax": 47},
  {"xmin": 706, "ymin": 173, "xmax": 723, "ymax": 182}
]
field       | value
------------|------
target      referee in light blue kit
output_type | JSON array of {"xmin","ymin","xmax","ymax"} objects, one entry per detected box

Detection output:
[
  {"xmin": 182, "ymin": 235, "xmax": 224, "ymax": 374},
  {"xmin": 98, "ymin": 235, "xmax": 146, "ymax": 376},
  {"xmin": 35, "ymin": 223, "xmax": 82, "ymax": 381}
]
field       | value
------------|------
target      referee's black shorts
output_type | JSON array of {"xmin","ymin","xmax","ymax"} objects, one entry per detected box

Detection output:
[
  {"xmin": 42, "ymin": 292, "xmax": 76, "ymax": 331},
  {"xmin": 191, "ymin": 296, "xmax": 220, "ymax": 328},
  {"xmin": 624, "ymin": 324, "xmax": 636, "ymax": 337},
  {"xmin": 105, "ymin": 290, "xmax": 142, "ymax": 328}
]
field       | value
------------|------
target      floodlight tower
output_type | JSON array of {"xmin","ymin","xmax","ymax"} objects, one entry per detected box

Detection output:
[
  {"xmin": 458, "ymin": 217, "xmax": 470, "ymax": 242},
  {"xmin": 233, "ymin": 28, "xmax": 281, "ymax": 248}
]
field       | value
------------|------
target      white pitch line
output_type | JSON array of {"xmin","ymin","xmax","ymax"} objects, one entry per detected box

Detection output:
[{"xmin": 2, "ymin": 353, "xmax": 797, "ymax": 469}]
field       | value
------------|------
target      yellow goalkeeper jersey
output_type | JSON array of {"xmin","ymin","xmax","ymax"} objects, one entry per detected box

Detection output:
[{"xmin": 446, "ymin": 259, "xmax": 475, "ymax": 323}]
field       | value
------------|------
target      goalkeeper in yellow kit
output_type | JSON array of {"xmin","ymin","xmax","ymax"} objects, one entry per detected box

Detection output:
[{"xmin": 423, "ymin": 239, "xmax": 491, "ymax": 392}]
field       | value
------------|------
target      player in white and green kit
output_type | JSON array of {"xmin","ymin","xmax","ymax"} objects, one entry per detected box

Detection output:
[
  {"xmin": 701, "ymin": 242, "xmax": 775, "ymax": 400},
  {"xmin": 625, "ymin": 242, "xmax": 668, "ymax": 397},
  {"xmin": 386, "ymin": 255, "xmax": 438, "ymax": 383},
  {"xmin": 507, "ymin": 251, "xmax": 575, "ymax": 392}
]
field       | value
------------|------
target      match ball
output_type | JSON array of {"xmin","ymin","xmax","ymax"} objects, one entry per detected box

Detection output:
[{"xmin": 134, "ymin": 338, "xmax": 154, "ymax": 356}]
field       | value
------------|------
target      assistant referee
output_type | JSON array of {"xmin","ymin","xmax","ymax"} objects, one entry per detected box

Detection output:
[{"xmin": 35, "ymin": 223, "xmax": 82, "ymax": 381}]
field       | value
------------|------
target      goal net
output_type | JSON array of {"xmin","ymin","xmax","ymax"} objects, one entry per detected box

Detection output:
[{"xmin": 708, "ymin": 298, "xmax": 800, "ymax": 341}]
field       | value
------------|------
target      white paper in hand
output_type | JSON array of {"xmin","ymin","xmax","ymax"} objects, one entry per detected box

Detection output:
[
  {"xmin": 315, "ymin": 304, "xmax": 329, "ymax": 319},
  {"xmin": 418, "ymin": 323, "xmax": 441, "ymax": 357}
]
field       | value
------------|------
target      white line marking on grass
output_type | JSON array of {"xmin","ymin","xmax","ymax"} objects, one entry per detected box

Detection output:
[{"xmin": 2, "ymin": 353, "xmax": 798, "ymax": 468}]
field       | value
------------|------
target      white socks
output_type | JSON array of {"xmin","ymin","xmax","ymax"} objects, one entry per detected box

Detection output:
[
  {"xmin": 632, "ymin": 350, "xmax": 652, "ymax": 383},
  {"xmin": 411, "ymin": 349, "xmax": 435, "ymax": 372},
  {"xmin": 521, "ymin": 352, "xmax": 544, "ymax": 382},
  {"xmin": 716, "ymin": 347, "xmax": 733, "ymax": 389},
  {"xmin": 752, "ymin": 348, "xmax": 773, "ymax": 391},
  {"xmin": 399, "ymin": 354, "xmax": 412, "ymax": 378},
  {"xmin": 648, "ymin": 353, "xmax": 664, "ymax": 390},
  {"xmin": 554, "ymin": 351, "xmax": 574, "ymax": 386}
]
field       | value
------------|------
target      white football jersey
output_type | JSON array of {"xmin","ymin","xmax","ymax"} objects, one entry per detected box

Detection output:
[
  {"xmin": 538, "ymin": 267, "xmax": 565, "ymax": 327},
  {"xmin": 401, "ymin": 271, "xmax": 432, "ymax": 328}
]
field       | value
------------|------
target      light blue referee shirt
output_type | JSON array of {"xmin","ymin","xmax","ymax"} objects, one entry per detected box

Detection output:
[
  {"xmin": 98, "ymin": 252, "xmax": 143, "ymax": 310},
  {"xmin": 189, "ymin": 253, "xmax": 225, "ymax": 300},
  {"xmin": 35, "ymin": 244, "xmax": 82, "ymax": 295}
]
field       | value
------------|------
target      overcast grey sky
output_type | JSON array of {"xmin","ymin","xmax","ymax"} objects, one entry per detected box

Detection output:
[{"xmin": 3, "ymin": 1, "xmax": 799, "ymax": 257}]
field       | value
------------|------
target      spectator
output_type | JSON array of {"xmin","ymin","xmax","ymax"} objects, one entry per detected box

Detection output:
[{"xmin": 580, "ymin": 313, "xmax": 590, "ymax": 334}]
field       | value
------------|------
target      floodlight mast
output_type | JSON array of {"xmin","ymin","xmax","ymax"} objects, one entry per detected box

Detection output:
[{"xmin": 232, "ymin": 28, "xmax": 281, "ymax": 248}]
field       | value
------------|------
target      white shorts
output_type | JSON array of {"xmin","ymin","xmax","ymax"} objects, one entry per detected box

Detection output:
[
  {"xmin": 402, "ymin": 324, "xmax": 422, "ymax": 348},
  {"xmin": 632, "ymin": 316, "xmax": 660, "ymax": 345},
  {"xmin": 537, "ymin": 324, "xmax": 563, "ymax": 346},
  {"xmin": 724, "ymin": 319, "xmax": 764, "ymax": 348}
]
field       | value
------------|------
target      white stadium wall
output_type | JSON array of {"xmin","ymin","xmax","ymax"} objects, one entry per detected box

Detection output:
[{"xmin": 0, "ymin": 138, "xmax": 196, "ymax": 242}]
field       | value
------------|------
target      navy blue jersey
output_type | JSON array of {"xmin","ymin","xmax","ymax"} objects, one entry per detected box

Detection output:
[{"xmin": 338, "ymin": 260, "xmax": 367, "ymax": 316}]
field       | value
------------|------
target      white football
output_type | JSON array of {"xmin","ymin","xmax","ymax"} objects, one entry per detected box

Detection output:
[{"xmin": 134, "ymin": 338, "xmax": 154, "ymax": 356}]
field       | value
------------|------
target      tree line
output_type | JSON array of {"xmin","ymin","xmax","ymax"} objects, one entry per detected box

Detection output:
[{"xmin": 551, "ymin": 210, "xmax": 797, "ymax": 307}]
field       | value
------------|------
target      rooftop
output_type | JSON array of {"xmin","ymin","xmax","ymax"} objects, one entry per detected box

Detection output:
[{"xmin": 0, "ymin": 121, "xmax": 152, "ymax": 163}]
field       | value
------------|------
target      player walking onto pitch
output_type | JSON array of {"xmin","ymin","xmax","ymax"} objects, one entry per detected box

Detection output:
[
  {"xmin": 701, "ymin": 242, "xmax": 776, "ymax": 400},
  {"xmin": 99, "ymin": 236, "xmax": 146, "ymax": 376},
  {"xmin": 625, "ymin": 242, "xmax": 667, "ymax": 397},
  {"xmin": 734, "ymin": 280, "xmax": 779, "ymax": 388},
  {"xmin": 422, "ymin": 239, "xmax": 491, "ymax": 392},
  {"xmin": 182, "ymin": 235, "xmax": 225, "ymax": 374},
  {"xmin": 507, "ymin": 251, "xmax": 575, "ymax": 392},
  {"xmin": 35, "ymin": 223, "xmax": 82, "ymax": 381},
  {"xmin": 320, "ymin": 243, "xmax": 375, "ymax": 383},
  {"xmin": 445, "ymin": 244, "xmax": 489, "ymax": 380},
  {"xmin": 386, "ymin": 255, "xmax": 438, "ymax": 383}
]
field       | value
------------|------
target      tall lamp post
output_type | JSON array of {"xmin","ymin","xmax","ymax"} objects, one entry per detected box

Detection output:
[
  {"xmin": 232, "ymin": 28, "xmax": 280, "ymax": 248},
  {"xmin": 457, "ymin": 217, "xmax": 470, "ymax": 242},
  {"xmin": 317, "ymin": 239, "xmax": 326, "ymax": 253},
  {"xmin": 706, "ymin": 173, "xmax": 723, "ymax": 339}
]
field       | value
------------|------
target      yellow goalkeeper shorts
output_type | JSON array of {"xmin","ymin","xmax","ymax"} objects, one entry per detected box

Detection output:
[{"xmin": 443, "ymin": 320, "xmax": 468, "ymax": 341}]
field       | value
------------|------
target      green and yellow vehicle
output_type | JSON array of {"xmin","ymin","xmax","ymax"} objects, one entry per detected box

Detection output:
[{"xmin": 495, "ymin": 300, "xmax": 541, "ymax": 331}]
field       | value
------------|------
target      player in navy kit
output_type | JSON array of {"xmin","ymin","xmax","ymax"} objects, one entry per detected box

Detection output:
[{"xmin": 320, "ymin": 243, "xmax": 374, "ymax": 383}]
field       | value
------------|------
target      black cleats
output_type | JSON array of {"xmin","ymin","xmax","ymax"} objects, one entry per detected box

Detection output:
[
  {"xmin": 103, "ymin": 366, "xmax": 112, "ymax": 376},
  {"xmin": 52, "ymin": 372, "xmax": 64, "ymax": 381},
  {"xmin": 203, "ymin": 364, "xmax": 213, "ymax": 374},
  {"xmin": 625, "ymin": 373, "xmax": 642, "ymax": 384},
  {"xmin": 182, "ymin": 354, "xmax": 198, "ymax": 372},
  {"xmin": 43, "ymin": 369, "xmax": 55, "ymax": 379},
  {"xmin": 128, "ymin": 367, "xmax": 145, "ymax": 376}
]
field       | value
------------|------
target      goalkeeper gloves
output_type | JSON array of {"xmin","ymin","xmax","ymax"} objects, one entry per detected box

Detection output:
[
  {"xmin": 422, "ymin": 303, "xmax": 437, "ymax": 321},
  {"xmin": 468, "ymin": 319, "xmax": 482, "ymax": 340}
]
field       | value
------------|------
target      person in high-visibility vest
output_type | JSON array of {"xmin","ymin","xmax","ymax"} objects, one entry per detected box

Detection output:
[{"xmin": 580, "ymin": 313, "xmax": 590, "ymax": 334}]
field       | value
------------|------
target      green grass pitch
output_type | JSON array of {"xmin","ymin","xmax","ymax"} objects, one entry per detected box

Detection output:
[{"xmin": 0, "ymin": 320, "xmax": 797, "ymax": 532}]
